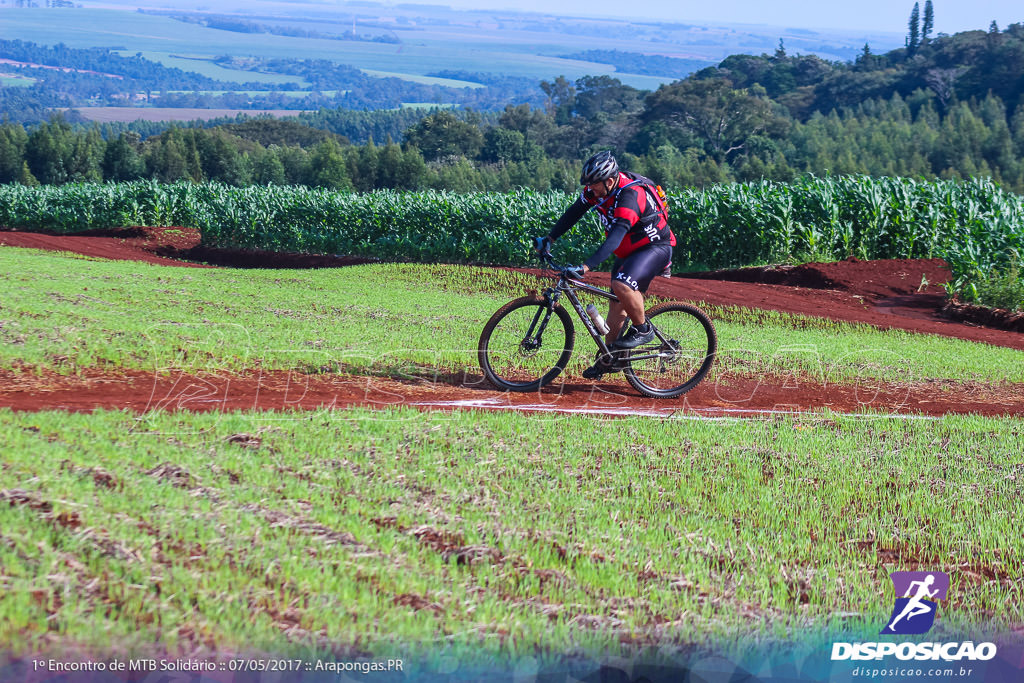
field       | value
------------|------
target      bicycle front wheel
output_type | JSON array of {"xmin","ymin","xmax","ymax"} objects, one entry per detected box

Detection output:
[
  {"xmin": 478, "ymin": 296, "xmax": 575, "ymax": 392},
  {"xmin": 622, "ymin": 302, "xmax": 717, "ymax": 399}
]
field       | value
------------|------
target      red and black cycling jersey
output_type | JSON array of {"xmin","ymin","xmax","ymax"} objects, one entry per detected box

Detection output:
[{"xmin": 550, "ymin": 171, "xmax": 676, "ymax": 269}]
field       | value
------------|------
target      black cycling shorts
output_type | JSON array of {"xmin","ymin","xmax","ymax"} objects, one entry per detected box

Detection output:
[{"xmin": 611, "ymin": 243, "xmax": 672, "ymax": 293}]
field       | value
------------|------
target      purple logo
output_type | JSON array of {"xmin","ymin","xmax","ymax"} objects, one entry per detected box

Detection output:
[{"xmin": 881, "ymin": 571, "xmax": 950, "ymax": 635}]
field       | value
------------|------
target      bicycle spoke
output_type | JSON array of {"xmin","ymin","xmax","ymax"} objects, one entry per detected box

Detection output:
[
  {"xmin": 623, "ymin": 303, "xmax": 717, "ymax": 398},
  {"xmin": 478, "ymin": 297, "xmax": 575, "ymax": 391}
]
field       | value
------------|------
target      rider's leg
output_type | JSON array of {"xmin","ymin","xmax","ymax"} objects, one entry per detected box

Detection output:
[
  {"xmin": 609, "ymin": 245, "xmax": 672, "ymax": 350},
  {"xmin": 606, "ymin": 253, "xmax": 647, "ymax": 344},
  {"xmin": 608, "ymin": 244, "xmax": 671, "ymax": 333},
  {"xmin": 604, "ymin": 257, "xmax": 630, "ymax": 345},
  {"xmin": 604, "ymin": 298, "xmax": 628, "ymax": 345},
  {"xmin": 611, "ymin": 279, "xmax": 646, "ymax": 326},
  {"xmin": 584, "ymin": 246, "xmax": 670, "ymax": 378}
]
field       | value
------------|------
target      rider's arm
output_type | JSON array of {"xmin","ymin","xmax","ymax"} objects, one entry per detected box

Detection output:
[
  {"xmin": 583, "ymin": 223, "xmax": 627, "ymax": 271},
  {"xmin": 548, "ymin": 196, "xmax": 590, "ymax": 241}
]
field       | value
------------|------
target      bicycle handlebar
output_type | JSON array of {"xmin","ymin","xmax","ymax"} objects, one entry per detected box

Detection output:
[{"xmin": 537, "ymin": 251, "xmax": 575, "ymax": 277}]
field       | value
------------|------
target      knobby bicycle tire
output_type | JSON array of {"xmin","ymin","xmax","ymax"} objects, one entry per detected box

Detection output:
[
  {"xmin": 478, "ymin": 296, "xmax": 575, "ymax": 392},
  {"xmin": 622, "ymin": 302, "xmax": 717, "ymax": 399}
]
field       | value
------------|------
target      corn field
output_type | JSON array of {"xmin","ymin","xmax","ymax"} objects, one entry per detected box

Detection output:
[{"xmin": 0, "ymin": 176, "xmax": 1021, "ymax": 303}]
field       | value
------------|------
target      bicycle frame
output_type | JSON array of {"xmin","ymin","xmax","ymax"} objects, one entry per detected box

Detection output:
[{"xmin": 537, "ymin": 255, "xmax": 674, "ymax": 364}]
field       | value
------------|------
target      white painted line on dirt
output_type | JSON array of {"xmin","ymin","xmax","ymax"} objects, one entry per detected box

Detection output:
[
  {"xmin": 411, "ymin": 400, "xmax": 675, "ymax": 418},
  {"xmin": 682, "ymin": 407, "xmax": 939, "ymax": 420},
  {"xmin": 410, "ymin": 401, "xmax": 940, "ymax": 421}
]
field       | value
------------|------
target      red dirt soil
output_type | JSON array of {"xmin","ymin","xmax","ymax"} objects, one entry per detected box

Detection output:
[
  {"xmin": 2, "ymin": 226, "xmax": 1023, "ymax": 417},
  {"xmin": 3, "ymin": 365, "xmax": 1023, "ymax": 418},
  {"xmin": 0, "ymin": 226, "xmax": 212, "ymax": 268},
  {"xmin": 0, "ymin": 226, "xmax": 373, "ymax": 269}
]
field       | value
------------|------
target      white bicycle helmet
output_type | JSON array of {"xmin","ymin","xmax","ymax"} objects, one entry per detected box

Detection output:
[{"xmin": 579, "ymin": 151, "xmax": 619, "ymax": 185}]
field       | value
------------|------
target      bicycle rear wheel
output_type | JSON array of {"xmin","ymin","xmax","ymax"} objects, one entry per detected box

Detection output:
[
  {"xmin": 478, "ymin": 296, "xmax": 575, "ymax": 392},
  {"xmin": 622, "ymin": 302, "xmax": 716, "ymax": 399}
]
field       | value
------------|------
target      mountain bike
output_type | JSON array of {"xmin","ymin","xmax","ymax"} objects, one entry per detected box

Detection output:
[{"xmin": 477, "ymin": 253, "xmax": 717, "ymax": 398}]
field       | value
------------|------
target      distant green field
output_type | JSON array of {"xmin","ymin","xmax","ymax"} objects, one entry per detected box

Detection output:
[
  {"xmin": 115, "ymin": 51, "xmax": 309, "ymax": 86},
  {"xmin": 0, "ymin": 75, "xmax": 35, "ymax": 87},
  {"xmin": 65, "ymin": 107, "xmax": 313, "ymax": 123},
  {"xmin": 162, "ymin": 90, "xmax": 343, "ymax": 97},
  {"xmin": 0, "ymin": 8, "xmax": 681, "ymax": 88},
  {"xmin": 361, "ymin": 69, "xmax": 484, "ymax": 88}
]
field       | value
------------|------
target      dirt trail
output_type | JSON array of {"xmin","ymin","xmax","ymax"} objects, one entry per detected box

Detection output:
[
  {"xmin": 3, "ymin": 227, "xmax": 1023, "ymax": 416},
  {"xmin": 2, "ymin": 365, "xmax": 1022, "ymax": 418}
]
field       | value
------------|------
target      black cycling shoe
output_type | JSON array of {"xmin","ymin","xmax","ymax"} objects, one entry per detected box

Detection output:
[
  {"xmin": 613, "ymin": 323, "xmax": 655, "ymax": 349},
  {"xmin": 582, "ymin": 362, "xmax": 616, "ymax": 380}
]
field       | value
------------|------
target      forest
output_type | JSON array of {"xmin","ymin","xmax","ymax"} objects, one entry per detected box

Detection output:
[{"xmin": 2, "ymin": 17, "xmax": 1024, "ymax": 193}]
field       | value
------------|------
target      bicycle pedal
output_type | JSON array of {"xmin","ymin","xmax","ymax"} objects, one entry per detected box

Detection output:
[
  {"xmin": 593, "ymin": 350, "xmax": 624, "ymax": 370},
  {"xmin": 603, "ymin": 354, "xmax": 628, "ymax": 371}
]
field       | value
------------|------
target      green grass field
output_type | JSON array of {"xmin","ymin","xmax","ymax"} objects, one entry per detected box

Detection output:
[
  {"xmin": 0, "ymin": 246, "xmax": 1021, "ymax": 669},
  {"xmin": 1, "ymin": 248, "xmax": 1023, "ymax": 384},
  {"xmin": 116, "ymin": 51, "xmax": 310, "ymax": 86},
  {"xmin": 1, "ymin": 407, "xmax": 1021, "ymax": 663},
  {"xmin": 360, "ymin": 69, "xmax": 485, "ymax": 89},
  {"xmin": 0, "ymin": 75, "xmax": 36, "ymax": 87}
]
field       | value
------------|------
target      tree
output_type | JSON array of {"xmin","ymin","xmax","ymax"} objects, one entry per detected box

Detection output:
[
  {"xmin": 855, "ymin": 44, "xmax": 880, "ymax": 71},
  {"xmin": 402, "ymin": 110, "xmax": 483, "ymax": 161},
  {"xmin": 68, "ymin": 127, "xmax": 105, "ymax": 183},
  {"xmin": 481, "ymin": 127, "xmax": 527, "ymax": 163},
  {"xmin": 252, "ymin": 149, "xmax": 287, "ymax": 185},
  {"xmin": 18, "ymin": 161, "xmax": 39, "ymax": 187},
  {"xmin": 713, "ymin": 54, "xmax": 771, "ymax": 90},
  {"xmin": 24, "ymin": 120, "xmax": 67, "ymax": 184},
  {"xmin": 907, "ymin": 2, "xmax": 921, "ymax": 54},
  {"xmin": 196, "ymin": 131, "xmax": 251, "ymax": 185},
  {"xmin": 0, "ymin": 124, "xmax": 28, "ymax": 184},
  {"xmin": 349, "ymin": 137, "xmax": 379, "ymax": 192},
  {"xmin": 392, "ymin": 144, "xmax": 427, "ymax": 190},
  {"xmin": 540, "ymin": 76, "xmax": 576, "ymax": 125},
  {"xmin": 375, "ymin": 139, "xmax": 400, "ymax": 188},
  {"xmin": 642, "ymin": 78, "xmax": 772, "ymax": 161},
  {"xmin": 925, "ymin": 67, "xmax": 966, "ymax": 109},
  {"xmin": 24, "ymin": 117, "xmax": 102, "ymax": 184},
  {"xmin": 308, "ymin": 139, "xmax": 351, "ymax": 190},
  {"xmin": 274, "ymin": 145, "xmax": 311, "ymax": 185},
  {"xmin": 987, "ymin": 21, "xmax": 1002, "ymax": 51},
  {"xmin": 144, "ymin": 129, "xmax": 203, "ymax": 182},
  {"xmin": 145, "ymin": 135, "xmax": 188, "ymax": 182},
  {"xmin": 102, "ymin": 132, "xmax": 144, "ymax": 181},
  {"xmin": 922, "ymin": 0, "xmax": 935, "ymax": 44},
  {"xmin": 572, "ymin": 76, "xmax": 641, "ymax": 119}
]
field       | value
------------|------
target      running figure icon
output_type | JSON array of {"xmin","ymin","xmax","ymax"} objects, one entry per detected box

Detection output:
[
  {"xmin": 881, "ymin": 571, "xmax": 950, "ymax": 635},
  {"xmin": 887, "ymin": 575, "xmax": 938, "ymax": 631}
]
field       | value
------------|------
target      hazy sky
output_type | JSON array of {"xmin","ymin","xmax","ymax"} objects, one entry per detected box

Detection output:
[{"xmin": 445, "ymin": 0, "xmax": 1020, "ymax": 35}]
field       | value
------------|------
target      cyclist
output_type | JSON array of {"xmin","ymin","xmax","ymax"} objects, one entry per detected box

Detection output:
[{"xmin": 535, "ymin": 151, "xmax": 675, "ymax": 380}]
